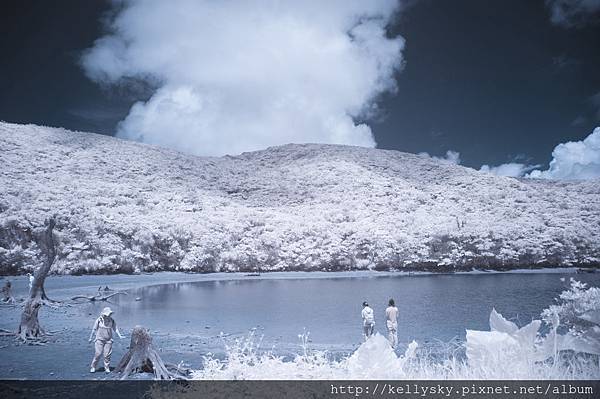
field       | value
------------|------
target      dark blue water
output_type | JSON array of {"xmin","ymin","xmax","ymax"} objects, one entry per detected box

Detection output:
[{"xmin": 113, "ymin": 273, "xmax": 600, "ymax": 350}]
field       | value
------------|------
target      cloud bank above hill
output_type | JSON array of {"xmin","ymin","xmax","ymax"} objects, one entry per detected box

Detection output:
[
  {"xmin": 480, "ymin": 163, "xmax": 541, "ymax": 178},
  {"xmin": 478, "ymin": 127, "xmax": 600, "ymax": 179},
  {"xmin": 81, "ymin": 0, "xmax": 404, "ymax": 156},
  {"xmin": 421, "ymin": 128, "xmax": 600, "ymax": 180},
  {"xmin": 528, "ymin": 127, "xmax": 600, "ymax": 179},
  {"xmin": 418, "ymin": 150, "xmax": 461, "ymax": 165}
]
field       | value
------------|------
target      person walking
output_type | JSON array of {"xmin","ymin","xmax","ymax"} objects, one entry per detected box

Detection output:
[
  {"xmin": 89, "ymin": 307, "xmax": 124, "ymax": 373},
  {"xmin": 361, "ymin": 301, "xmax": 375, "ymax": 340},
  {"xmin": 385, "ymin": 298, "xmax": 399, "ymax": 349}
]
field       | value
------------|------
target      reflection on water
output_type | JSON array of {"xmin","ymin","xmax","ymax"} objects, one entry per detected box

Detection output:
[{"xmin": 103, "ymin": 273, "xmax": 600, "ymax": 351}]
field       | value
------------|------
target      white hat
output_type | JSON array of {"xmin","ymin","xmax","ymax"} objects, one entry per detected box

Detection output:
[{"xmin": 101, "ymin": 307, "xmax": 114, "ymax": 316}]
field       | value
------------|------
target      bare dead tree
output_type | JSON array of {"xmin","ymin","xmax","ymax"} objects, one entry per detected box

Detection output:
[
  {"xmin": 115, "ymin": 326, "xmax": 189, "ymax": 380},
  {"xmin": 16, "ymin": 218, "xmax": 57, "ymax": 342}
]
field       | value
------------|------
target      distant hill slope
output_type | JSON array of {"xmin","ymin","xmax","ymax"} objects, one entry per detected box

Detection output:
[{"xmin": 1, "ymin": 122, "xmax": 599, "ymax": 275}]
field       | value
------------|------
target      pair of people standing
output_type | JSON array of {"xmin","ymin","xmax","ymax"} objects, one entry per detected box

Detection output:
[{"xmin": 361, "ymin": 299, "xmax": 399, "ymax": 349}]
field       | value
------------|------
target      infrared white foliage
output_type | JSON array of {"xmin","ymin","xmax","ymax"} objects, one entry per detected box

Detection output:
[{"xmin": 1, "ymin": 122, "xmax": 600, "ymax": 275}]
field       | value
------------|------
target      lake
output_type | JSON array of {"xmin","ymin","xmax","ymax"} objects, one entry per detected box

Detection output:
[{"xmin": 111, "ymin": 271, "xmax": 600, "ymax": 351}]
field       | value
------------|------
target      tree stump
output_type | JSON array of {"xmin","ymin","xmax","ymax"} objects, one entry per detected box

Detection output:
[
  {"xmin": 115, "ymin": 326, "xmax": 187, "ymax": 380},
  {"xmin": 17, "ymin": 299, "xmax": 44, "ymax": 340},
  {"xmin": 1, "ymin": 281, "xmax": 15, "ymax": 303}
]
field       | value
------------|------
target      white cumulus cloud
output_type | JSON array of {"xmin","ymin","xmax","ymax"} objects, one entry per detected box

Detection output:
[
  {"xmin": 419, "ymin": 150, "xmax": 461, "ymax": 165},
  {"xmin": 479, "ymin": 163, "xmax": 540, "ymax": 178},
  {"xmin": 528, "ymin": 127, "xmax": 600, "ymax": 179},
  {"xmin": 478, "ymin": 128, "xmax": 600, "ymax": 180},
  {"xmin": 81, "ymin": 0, "xmax": 405, "ymax": 156}
]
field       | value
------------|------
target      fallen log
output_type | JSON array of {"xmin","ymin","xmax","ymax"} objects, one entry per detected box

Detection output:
[{"xmin": 71, "ymin": 292, "xmax": 127, "ymax": 302}]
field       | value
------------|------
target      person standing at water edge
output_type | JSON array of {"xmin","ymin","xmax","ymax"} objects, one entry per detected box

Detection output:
[
  {"xmin": 361, "ymin": 301, "xmax": 375, "ymax": 340},
  {"xmin": 27, "ymin": 273, "xmax": 34, "ymax": 292},
  {"xmin": 89, "ymin": 307, "xmax": 125, "ymax": 373},
  {"xmin": 385, "ymin": 298, "xmax": 399, "ymax": 349}
]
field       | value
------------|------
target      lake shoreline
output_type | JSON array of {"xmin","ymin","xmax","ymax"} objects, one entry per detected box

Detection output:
[
  {"xmin": 1, "ymin": 269, "xmax": 599, "ymax": 380},
  {"xmin": 0, "ymin": 267, "xmax": 589, "ymax": 302},
  {"xmin": 1, "ymin": 264, "xmax": 593, "ymax": 281}
]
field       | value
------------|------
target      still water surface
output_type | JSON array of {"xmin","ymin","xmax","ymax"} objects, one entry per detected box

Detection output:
[{"xmin": 113, "ymin": 272, "xmax": 600, "ymax": 350}]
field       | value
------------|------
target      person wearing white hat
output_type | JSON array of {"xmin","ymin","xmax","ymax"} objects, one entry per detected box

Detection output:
[
  {"xmin": 361, "ymin": 301, "xmax": 375, "ymax": 341},
  {"xmin": 89, "ymin": 307, "xmax": 125, "ymax": 373}
]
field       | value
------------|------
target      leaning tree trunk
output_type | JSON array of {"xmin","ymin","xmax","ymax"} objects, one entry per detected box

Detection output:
[
  {"xmin": 17, "ymin": 218, "xmax": 56, "ymax": 341},
  {"xmin": 115, "ymin": 326, "xmax": 186, "ymax": 380}
]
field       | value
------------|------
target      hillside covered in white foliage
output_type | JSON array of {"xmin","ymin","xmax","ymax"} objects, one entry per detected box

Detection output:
[{"xmin": 0, "ymin": 122, "xmax": 599, "ymax": 275}]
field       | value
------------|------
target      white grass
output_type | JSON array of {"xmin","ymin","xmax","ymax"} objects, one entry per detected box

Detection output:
[{"xmin": 192, "ymin": 331, "xmax": 599, "ymax": 380}]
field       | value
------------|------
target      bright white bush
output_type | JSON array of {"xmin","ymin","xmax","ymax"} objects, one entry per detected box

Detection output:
[{"xmin": 542, "ymin": 278, "xmax": 600, "ymax": 355}]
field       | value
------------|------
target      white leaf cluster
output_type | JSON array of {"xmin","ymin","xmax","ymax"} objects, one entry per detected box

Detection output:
[{"xmin": 541, "ymin": 278, "xmax": 600, "ymax": 355}]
